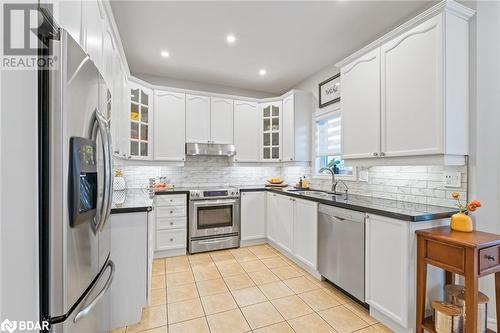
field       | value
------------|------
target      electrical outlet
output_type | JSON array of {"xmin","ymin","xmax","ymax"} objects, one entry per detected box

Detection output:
[{"xmin": 443, "ymin": 172, "xmax": 461, "ymax": 188}]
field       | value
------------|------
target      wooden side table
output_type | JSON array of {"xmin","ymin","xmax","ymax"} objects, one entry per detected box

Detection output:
[{"xmin": 416, "ymin": 226, "xmax": 500, "ymax": 333}]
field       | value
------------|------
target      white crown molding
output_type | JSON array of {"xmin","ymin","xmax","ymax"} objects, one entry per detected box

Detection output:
[
  {"xmin": 335, "ymin": 0, "xmax": 475, "ymax": 69},
  {"xmin": 129, "ymin": 76, "xmax": 305, "ymax": 104}
]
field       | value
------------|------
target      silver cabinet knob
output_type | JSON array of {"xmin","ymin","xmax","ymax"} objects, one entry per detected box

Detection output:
[
  {"xmin": 170, "ymin": 210, "xmax": 173, "ymax": 214},
  {"xmin": 373, "ymin": 152, "xmax": 379, "ymax": 156},
  {"xmin": 170, "ymin": 222, "xmax": 174, "ymax": 225},
  {"xmin": 380, "ymin": 152, "xmax": 386, "ymax": 156},
  {"xmin": 170, "ymin": 238, "xmax": 174, "ymax": 242}
]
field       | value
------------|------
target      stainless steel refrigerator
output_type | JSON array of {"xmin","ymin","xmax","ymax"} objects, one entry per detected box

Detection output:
[{"xmin": 38, "ymin": 14, "xmax": 115, "ymax": 333}]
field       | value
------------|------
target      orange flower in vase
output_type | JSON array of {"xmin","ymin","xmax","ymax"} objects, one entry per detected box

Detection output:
[{"xmin": 450, "ymin": 192, "xmax": 482, "ymax": 232}]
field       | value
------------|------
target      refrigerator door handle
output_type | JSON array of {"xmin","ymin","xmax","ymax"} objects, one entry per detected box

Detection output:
[
  {"xmin": 90, "ymin": 109, "xmax": 110, "ymax": 232},
  {"xmin": 101, "ymin": 121, "xmax": 113, "ymax": 229},
  {"xmin": 73, "ymin": 260, "xmax": 115, "ymax": 323}
]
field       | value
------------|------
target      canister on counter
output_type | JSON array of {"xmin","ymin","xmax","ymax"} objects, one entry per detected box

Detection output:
[
  {"xmin": 432, "ymin": 301, "xmax": 462, "ymax": 333},
  {"xmin": 454, "ymin": 289, "xmax": 489, "ymax": 333}
]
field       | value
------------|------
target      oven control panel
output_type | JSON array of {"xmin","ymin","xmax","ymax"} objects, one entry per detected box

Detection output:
[{"xmin": 190, "ymin": 188, "xmax": 240, "ymax": 200}]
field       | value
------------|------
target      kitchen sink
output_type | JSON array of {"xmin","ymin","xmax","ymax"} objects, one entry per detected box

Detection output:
[{"xmin": 287, "ymin": 189, "xmax": 343, "ymax": 200}]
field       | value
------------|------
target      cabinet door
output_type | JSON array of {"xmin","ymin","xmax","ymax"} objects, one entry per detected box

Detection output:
[
  {"xmin": 210, "ymin": 97, "xmax": 234, "ymax": 144},
  {"xmin": 292, "ymin": 198, "xmax": 318, "ymax": 269},
  {"xmin": 282, "ymin": 95, "xmax": 295, "ymax": 162},
  {"xmin": 241, "ymin": 192, "xmax": 266, "ymax": 242},
  {"xmin": 234, "ymin": 100, "xmax": 260, "ymax": 162},
  {"xmin": 186, "ymin": 94, "xmax": 210, "ymax": 143},
  {"xmin": 154, "ymin": 91, "xmax": 186, "ymax": 161},
  {"xmin": 365, "ymin": 214, "xmax": 409, "ymax": 327},
  {"xmin": 341, "ymin": 48, "xmax": 381, "ymax": 159},
  {"xmin": 275, "ymin": 195, "xmax": 294, "ymax": 253},
  {"xmin": 381, "ymin": 14, "xmax": 443, "ymax": 157},
  {"xmin": 266, "ymin": 193, "xmax": 279, "ymax": 244},
  {"xmin": 129, "ymin": 83, "xmax": 153, "ymax": 159},
  {"xmin": 110, "ymin": 212, "xmax": 148, "ymax": 327},
  {"xmin": 261, "ymin": 101, "xmax": 282, "ymax": 161},
  {"xmin": 84, "ymin": 0, "xmax": 104, "ymax": 71},
  {"xmin": 51, "ymin": 0, "xmax": 83, "ymax": 46}
]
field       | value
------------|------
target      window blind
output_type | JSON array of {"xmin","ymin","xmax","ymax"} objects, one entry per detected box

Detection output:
[{"xmin": 315, "ymin": 111, "xmax": 341, "ymax": 156}]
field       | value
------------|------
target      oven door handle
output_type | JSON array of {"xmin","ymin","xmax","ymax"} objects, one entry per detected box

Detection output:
[
  {"xmin": 192, "ymin": 200, "xmax": 237, "ymax": 207},
  {"xmin": 197, "ymin": 237, "xmax": 233, "ymax": 245}
]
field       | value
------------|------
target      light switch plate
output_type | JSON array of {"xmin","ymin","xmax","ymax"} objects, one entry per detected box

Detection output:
[
  {"xmin": 443, "ymin": 172, "xmax": 461, "ymax": 188},
  {"xmin": 358, "ymin": 169, "xmax": 369, "ymax": 182}
]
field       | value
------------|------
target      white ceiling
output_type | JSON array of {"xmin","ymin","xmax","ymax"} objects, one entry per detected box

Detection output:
[{"xmin": 110, "ymin": 1, "xmax": 437, "ymax": 94}]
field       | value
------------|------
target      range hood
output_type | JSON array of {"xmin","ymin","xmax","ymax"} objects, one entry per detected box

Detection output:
[{"xmin": 185, "ymin": 143, "xmax": 236, "ymax": 157}]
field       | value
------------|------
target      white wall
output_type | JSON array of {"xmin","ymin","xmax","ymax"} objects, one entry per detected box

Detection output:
[
  {"xmin": 468, "ymin": 1, "xmax": 500, "ymax": 328},
  {"xmin": 133, "ymin": 72, "xmax": 275, "ymax": 99},
  {"xmin": 0, "ymin": 70, "xmax": 39, "ymax": 326}
]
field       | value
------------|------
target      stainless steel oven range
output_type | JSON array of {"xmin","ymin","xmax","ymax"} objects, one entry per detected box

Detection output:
[{"xmin": 188, "ymin": 187, "xmax": 240, "ymax": 254}]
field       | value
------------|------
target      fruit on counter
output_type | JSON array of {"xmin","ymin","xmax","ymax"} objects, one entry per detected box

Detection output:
[
  {"xmin": 154, "ymin": 182, "xmax": 168, "ymax": 190},
  {"xmin": 267, "ymin": 177, "xmax": 284, "ymax": 184}
]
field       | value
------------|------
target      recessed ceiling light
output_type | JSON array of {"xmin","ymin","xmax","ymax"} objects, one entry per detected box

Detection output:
[
  {"xmin": 161, "ymin": 50, "xmax": 170, "ymax": 58},
  {"xmin": 226, "ymin": 34, "xmax": 236, "ymax": 44},
  {"xmin": 259, "ymin": 69, "xmax": 267, "ymax": 76}
]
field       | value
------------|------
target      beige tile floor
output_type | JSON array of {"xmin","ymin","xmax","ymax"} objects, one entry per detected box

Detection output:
[{"xmin": 111, "ymin": 244, "xmax": 394, "ymax": 333}]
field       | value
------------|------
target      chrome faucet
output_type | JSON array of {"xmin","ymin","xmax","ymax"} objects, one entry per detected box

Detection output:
[{"xmin": 319, "ymin": 167, "xmax": 349, "ymax": 197}]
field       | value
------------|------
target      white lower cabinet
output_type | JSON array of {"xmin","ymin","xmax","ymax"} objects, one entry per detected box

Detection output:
[
  {"xmin": 366, "ymin": 213, "xmax": 449, "ymax": 332},
  {"xmin": 263, "ymin": 193, "xmax": 318, "ymax": 271},
  {"xmin": 109, "ymin": 211, "xmax": 150, "ymax": 329},
  {"xmin": 292, "ymin": 198, "xmax": 318, "ymax": 270},
  {"xmin": 240, "ymin": 191, "xmax": 267, "ymax": 244},
  {"xmin": 154, "ymin": 194, "xmax": 187, "ymax": 257}
]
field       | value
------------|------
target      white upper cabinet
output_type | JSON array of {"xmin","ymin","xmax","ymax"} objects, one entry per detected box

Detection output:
[
  {"xmin": 282, "ymin": 91, "xmax": 312, "ymax": 162},
  {"xmin": 282, "ymin": 95, "xmax": 295, "ymax": 161},
  {"xmin": 234, "ymin": 100, "xmax": 260, "ymax": 162},
  {"xmin": 341, "ymin": 48, "xmax": 381, "ymax": 159},
  {"xmin": 261, "ymin": 101, "xmax": 282, "ymax": 162},
  {"xmin": 210, "ymin": 97, "xmax": 234, "ymax": 144},
  {"xmin": 338, "ymin": 5, "xmax": 473, "ymax": 164},
  {"xmin": 381, "ymin": 15, "xmax": 444, "ymax": 157},
  {"xmin": 186, "ymin": 94, "xmax": 210, "ymax": 143},
  {"xmin": 83, "ymin": 0, "xmax": 104, "ymax": 71},
  {"xmin": 129, "ymin": 82, "xmax": 153, "ymax": 159},
  {"xmin": 154, "ymin": 91, "xmax": 186, "ymax": 161},
  {"xmin": 51, "ymin": 0, "xmax": 83, "ymax": 46}
]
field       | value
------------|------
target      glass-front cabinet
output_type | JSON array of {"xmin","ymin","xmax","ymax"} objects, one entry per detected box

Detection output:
[
  {"xmin": 129, "ymin": 82, "xmax": 153, "ymax": 159},
  {"xmin": 261, "ymin": 101, "xmax": 282, "ymax": 161}
]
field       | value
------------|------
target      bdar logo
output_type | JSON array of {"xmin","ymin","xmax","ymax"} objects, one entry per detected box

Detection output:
[{"xmin": 0, "ymin": 319, "xmax": 17, "ymax": 333}]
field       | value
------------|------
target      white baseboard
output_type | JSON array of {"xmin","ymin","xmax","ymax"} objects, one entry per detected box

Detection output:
[
  {"xmin": 241, "ymin": 237, "xmax": 267, "ymax": 247},
  {"xmin": 154, "ymin": 248, "xmax": 186, "ymax": 258},
  {"xmin": 488, "ymin": 317, "xmax": 497, "ymax": 331}
]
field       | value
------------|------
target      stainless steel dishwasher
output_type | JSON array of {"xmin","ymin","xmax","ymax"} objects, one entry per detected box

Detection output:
[{"xmin": 318, "ymin": 204, "xmax": 366, "ymax": 302}]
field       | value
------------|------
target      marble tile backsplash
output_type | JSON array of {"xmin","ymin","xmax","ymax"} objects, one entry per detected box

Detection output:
[
  {"xmin": 115, "ymin": 157, "xmax": 467, "ymax": 208},
  {"xmin": 303, "ymin": 165, "xmax": 467, "ymax": 208},
  {"xmin": 114, "ymin": 156, "xmax": 282, "ymax": 189}
]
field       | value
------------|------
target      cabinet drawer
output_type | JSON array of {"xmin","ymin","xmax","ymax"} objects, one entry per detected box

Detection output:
[
  {"xmin": 157, "ymin": 217, "xmax": 186, "ymax": 230},
  {"xmin": 426, "ymin": 239, "xmax": 464, "ymax": 273},
  {"xmin": 156, "ymin": 229, "xmax": 186, "ymax": 250},
  {"xmin": 156, "ymin": 206, "xmax": 186, "ymax": 218},
  {"xmin": 479, "ymin": 245, "xmax": 500, "ymax": 275},
  {"xmin": 156, "ymin": 195, "xmax": 186, "ymax": 207}
]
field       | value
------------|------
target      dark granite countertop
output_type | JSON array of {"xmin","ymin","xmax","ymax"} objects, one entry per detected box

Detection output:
[
  {"xmin": 111, "ymin": 189, "xmax": 154, "ymax": 214},
  {"xmin": 113, "ymin": 184, "xmax": 457, "ymax": 221},
  {"xmin": 239, "ymin": 186, "xmax": 457, "ymax": 222}
]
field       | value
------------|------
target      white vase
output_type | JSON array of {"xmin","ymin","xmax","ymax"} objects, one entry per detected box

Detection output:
[{"xmin": 113, "ymin": 176, "xmax": 126, "ymax": 191}]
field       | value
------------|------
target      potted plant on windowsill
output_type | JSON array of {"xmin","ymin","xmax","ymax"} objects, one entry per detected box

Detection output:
[{"xmin": 450, "ymin": 192, "xmax": 482, "ymax": 232}]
